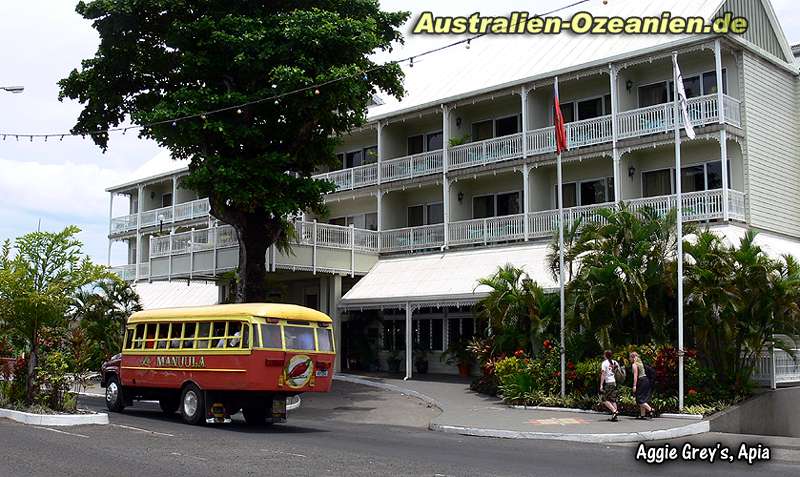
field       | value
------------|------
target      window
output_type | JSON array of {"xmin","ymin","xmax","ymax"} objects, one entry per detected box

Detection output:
[
  {"xmin": 643, "ymin": 169, "xmax": 673, "ymax": 197},
  {"xmin": 427, "ymin": 203, "xmax": 444, "ymax": 225},
  {"xmin": 407, "ymin": 135, "xmax": 424, "ymax": 155},
  {"xmin": 472, "ymin": 120, "xmax": 493, "ymax": 141},
  {"xmin": 345, "ymin": 150, "xmax": 363, "ymax": 168},
  {"xmin": 169, "ymin": 323, "xmax": 183, "ymax": 349},
  {"xmin": 363, "ymin": 146, "xmax": 378, "ymax": 164},
  {"xmin": 156, "ymin": 323, "xmax": 170, "ymax": 349},
  {"xmin": 681, "ymin": 165, "xmax": 705, "ymax": 193},
  {"xmin": 317, "ymin": 327, "xmax": 334, "ymax": 352},
  {"xmin": 706, "ymin": 161, "xmax": 726, "ymax": 189},
  {"xmin": 407, "ymin": 205, "xmax": 424, "ymax": 227},
  {"xmin": 496, "ymin": 192, "xmax": 521, "ymax": 216},
  {"xmin": 447, "ymin": 317, "xmax": 474, "ymax": 346},
  {"xmin": 260, "ymin": 324, "xmax": 283, "ymax": 349},
  {"xmin": 580, "ymin": 179, "xmax": 608, "ymax": 205},
  {"xmin": 145, "ymin": 324, "xmax": 156, "ymax": 349},
  {"xmin": 124, "ymin": 328, "xmax": 134, "ymax": 350},
  {"xmin": 228, "ymin": 322, "xmax": 242, "ymax": 348},
  {"xmin": 639, "ymin": 82, "xmax": 669, "ymax": 107},
  {"xmin": 473, "ymin": 195, "xmax": 495, "ymax": 219},
  {"xmin": 702, "ymin": 70, "xmax": 728, "ymax": 95},
  {"xmin": 495, "ymin": 116, "xmax": 519, "ymax": 137},
  {"xmin": 161, "ymin": 193, "xmax": 173, "ymax": 208},
  {"xmin": 336, "ymin": 153, "xmax": 345, "ymax": 169},
  {"xmin": 365, "ymin": 212, "xmax": 378, "ymax": 231},
  {"xmin": 559, "ymin": 183, "xmax": 578, "ymax": 208},
  {"xmin": 284, "ymin": 326, "xmax": 316, "ymax": 351},
  {"xmin": 182, "ymin": 323, "xmax": 196, "ymax": 349},
  {"xmin": 212, "ymin": 322, "xmax": 227, "ymax": 348},
  {"xmin": 577, "ymin": 97, "xmax": 603, "ymax": 120},
  {"xmin": 431, "ymin": 319, "xmax": 444, "ymax": 351},
  {"xmin": 426, "ymin": 131, "xmax": 443, "ymax": 151},
  {"xmin": 196, "ymin": 322, "xmax": 211, "ymax": 349}
]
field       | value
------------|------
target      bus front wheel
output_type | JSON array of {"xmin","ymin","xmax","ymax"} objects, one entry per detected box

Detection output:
[
  {"xmin": 105, "ymin": 375, "xmax": 126, "ymax": 413},
  {"xmin": 179, "ymin": 383, "xmax": 205, "ymax": 425}
]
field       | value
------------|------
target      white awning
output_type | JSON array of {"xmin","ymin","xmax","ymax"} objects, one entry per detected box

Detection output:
[
  {"xmin": 133, "ymin": 281, "xmax": 219, "ymax": 310},
  {"xmin": 339, "ymin": 243, "xmax": 558, "ymax": 309}
]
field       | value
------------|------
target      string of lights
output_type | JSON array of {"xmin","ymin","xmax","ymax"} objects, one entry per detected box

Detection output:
[{"xmin": 0, "ymin": 0, "xmax": 591, "ymax": 143}]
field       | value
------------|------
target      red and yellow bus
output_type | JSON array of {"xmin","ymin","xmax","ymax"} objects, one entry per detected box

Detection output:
[{"xmin": 100, "ymin": 303, "xmax": 335, "ymax": 425}]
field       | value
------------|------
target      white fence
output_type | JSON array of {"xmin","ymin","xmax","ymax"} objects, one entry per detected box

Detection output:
[
  {"xmin": 751, "ymin": 348, "xmax": 800, "ymax": 387},
  {"xmin": 110, "ymin": 198, "xmax": 210, "ymax": 234}
]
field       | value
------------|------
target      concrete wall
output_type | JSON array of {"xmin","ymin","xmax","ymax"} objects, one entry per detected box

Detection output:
[
  {"xmin": 449, "ymin": 93, "xmax": 520, "ymax": 143},
  {"xmin": 382, "ymin": 185, "xmax": 443, "ymax": 229},
  {"xmin": 710, "ymin": 387, "xmax": 800, "ymax": 437},
  {"xmin": 382, "ymin": 112, "xmax": 443, "ymax": 160},
  {"xmin": 449, "ymin": 171, "xmax": 523, "ymax": 221}
]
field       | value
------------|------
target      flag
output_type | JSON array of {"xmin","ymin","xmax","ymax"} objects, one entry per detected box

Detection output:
[
  {"xmin": 554, "ymin": 81, "xmax": 568, "ymax": 154},
  {"xmin": 672, "ymin": 56, "xmax": 696, "ymax": 140}
]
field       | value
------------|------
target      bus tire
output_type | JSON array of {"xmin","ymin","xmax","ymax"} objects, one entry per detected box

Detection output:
[
  {"xmin": 159, "ymin": 396, "xmax": 180, "ymax": 415},
  {"xmin": 179, "ymin": 383, "xmax": 205, "ymax": 425},
  {"xmin": 242, "ymin": 406, "xmax": 267, "ymax": 426},
  {"xmin": 105, "ymin": 375, "xmax": 126, "ymax": 413}
]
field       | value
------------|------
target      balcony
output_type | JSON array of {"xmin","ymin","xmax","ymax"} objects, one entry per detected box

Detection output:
[
  {"xmin": 751, "ymin": 347, "xmax": 800, "ymax": 387},
  {"xmin": 313, "ymin": 94, "xmax": 741, "ymax": 193},
  {"xmin": 110, "ymin": 198, "xmax": 211, "ymax": 235}
]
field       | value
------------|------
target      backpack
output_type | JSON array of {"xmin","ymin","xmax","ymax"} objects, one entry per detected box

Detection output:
[
  {"xmin": 644, "ymin": 363, "xmax": 657, "ymax": 383},
  {"xmin": 612, "ymin": 360, "xmax": 626, "ymax": 384}
]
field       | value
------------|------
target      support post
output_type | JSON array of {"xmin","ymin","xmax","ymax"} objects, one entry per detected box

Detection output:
[
  {"xmin": 136, "ymin": 184, "xmax": 143, "ymax": 281},
  {"xmin": 673, "ymin": 52, "xmax": 685, "ymax": 411},
  {"xmin": 770, "ymin": 345, "xmax": 777, "ymax": 390},
  {"xmin": 350, "ymin": 224, "xmax": 355, "ymax": 278},
  {"xmin": 405, "ymin": 303, "xmax": 413, "ymax": 380},
  {"xmin": 521, "ymin": 85, "xmax": 531, "ymax": 240},
  {"xmin": 523, "ymin": 164, "xmax": 530, "ymax": 240},
  {"xmin": 377, "ymin": 121, "xmax": 383, "ymax": 185},
  {"xmin": 720, "ymin": 130, "xmax": 729, "ymax": 221},
  {"xmin": 609, "ymin": 64, "xmax": 621, "ymax": 203},
  {"xmin": 442, "ymin": 105, "xmax": 450, "ymax": 248},
  {"xmin": 107, "ymin": 193, "xmax": 114, "ymax": 266},
  {"xmin": 172, "ymin": 176, "xmax": 177, "ymax": 222},
  {"xmin": 715, "ymin": 39, "xmax": 725, "ymax": 125},
  {"xmin": 330, "ymin": 275, "xmax": 343, "ymax": 373},
  {"xmin": 312, "ymin": 220, "xmax": 318, "ymax": 275}
]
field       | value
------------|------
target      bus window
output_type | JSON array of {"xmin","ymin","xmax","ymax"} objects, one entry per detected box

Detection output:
[
  {"xmin": 213, "ymin": 322, "xmax": 228, "ymax": 348},
  {"xmin": 284, "ymin": 325, "xmax": 315, "ymax": 351},
  {"xmin": 317, "ymin": 327, "xmax": 334, "ymax": 352},
  {"xmin": 196, "ymin": 322, "xmax": 211, "ymax": 349},
  {"xmin": 182, "ymin": 323, "xmax": 196, "ymax": 349},
  {"xmin": 133, "ymin": 324, "xmax": 145, "ymax": 349},
  {"xmin": 241, "ymin": 324, "xmax": 250, "ymax": 349},
  {"xmin": 169, "ymin": 323, "xmax": 183, "ymax": 349},
  {"xmin": 145, "ymin": 324, "xmax": 156, "ymax": 349},
  {"xmin": 124, "ymin": 328, "xmax": 134, "ymax": 350},
  {"xmin": 228, "ymin": 322, "xmax": 242, "ymax": 348},
  {"xmin": 260, "ymin": 324, "xmax": 282, "ymax": 349},
  {"xmin": 156, "ymin": 323, "xmax": 170, "ymax": 349}
]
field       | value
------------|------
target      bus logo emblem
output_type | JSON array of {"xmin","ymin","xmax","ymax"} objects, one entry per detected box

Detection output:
[{"xmin": 285, "ymin": 355, "xmax": 313, "ymax": 389}]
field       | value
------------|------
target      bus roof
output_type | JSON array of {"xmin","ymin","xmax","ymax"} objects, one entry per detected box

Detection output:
[{"xmin": 128, "ymin": 303, "xmax": 332, "ymax": 324}]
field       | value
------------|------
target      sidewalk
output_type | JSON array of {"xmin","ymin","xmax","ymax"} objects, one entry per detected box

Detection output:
[{"xmin": 335, "ymin": 373, "xmax": 709, "ymax": 443}]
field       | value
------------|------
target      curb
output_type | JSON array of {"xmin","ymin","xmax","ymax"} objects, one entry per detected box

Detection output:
[
  {"xmin": 0, "ymin": 407, "xmax": 109, "ymax": 427},
  {"xmin": 429, "ymin": 420, "xmax": 710, "ymax": 443},
  {"xmin": 334, "ymin": 374, "xmax": 443, "ymax": 411},
  {"xmin": 509, "ymin": 405, "xmax": 704, "ymax": 421}
]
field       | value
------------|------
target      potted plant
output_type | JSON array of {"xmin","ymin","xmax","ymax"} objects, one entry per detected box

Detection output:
[
  {"xmin": 387, "ymin": 350, "xmax": 403, "ymax": 374},
  {"xmin": 413, "ymin": 343, "xmax": 430, "ymax": 374},
  {"xmin": 441, "ymin": 339, "xmax": 474, "ymax": 377},
  {"xmin": 448, "ymin": 134, "xmax": 471, "ymax": 148}
]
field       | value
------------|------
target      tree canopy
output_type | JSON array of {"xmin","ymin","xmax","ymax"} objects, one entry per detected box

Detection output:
[{"xmin": 59, "ymin": 0, "xmax": 409, "ymax": 300}]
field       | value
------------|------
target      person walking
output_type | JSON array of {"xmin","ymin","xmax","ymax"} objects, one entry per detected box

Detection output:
[
  {"xmin": 599, "ymin": 350, "xmax": 619, "ymax": 422},
  {"xmin": 630, "ymin": 351, "xmax": 654, "ymax": 419}
]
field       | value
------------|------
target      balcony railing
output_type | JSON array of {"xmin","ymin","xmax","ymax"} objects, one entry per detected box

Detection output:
[
  {"xmin": 110, "ymin": 264, "xmax": 136, "ymax": 281},
  {"xmin": 379, "ymin": 224, "xmax": 445, "ymax": 253},
  {"xmin": 309, "ymin": 94, "xmax": 740, "ymax": 194},
  {"xmin": 448, "ymin": 214, "xmax": 525, "ymax": 246},
  {"xmin": 110, "ymin": 197, "xmax": 211, "ymax": 234},
  {"xmin": 751, "ymin": 348, "xmax": 800, "ymax": 386}
]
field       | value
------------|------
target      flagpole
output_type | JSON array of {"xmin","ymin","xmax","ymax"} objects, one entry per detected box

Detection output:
[
  {"xmin": 672, "ymin": 52, "xmax": 685, "ymax": 411},
  {"xmin": 555, "ymin": 76, "xmax": 566, "ymax": 398}
]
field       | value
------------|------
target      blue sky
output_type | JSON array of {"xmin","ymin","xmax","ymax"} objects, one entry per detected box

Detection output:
[{"xmin": 0, "ymin": 0, "xmax": 798, "ymax": 266}]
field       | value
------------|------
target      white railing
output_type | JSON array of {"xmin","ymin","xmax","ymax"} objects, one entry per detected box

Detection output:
[
  {"xmin": 380, "ymin": 224, "xmax": 444, "ymax": 253},
  {"xmin": 138, "ymin": 263, "xmax": 150, "ymax": 279},
  {"xmin": 617, "ymin": 94, "xmax": 738, "ymax": 140},
  {"xmin": 111, "ymin": 214, "xmax": 138, "ymax": 233},
  {"xmin": 173, "ymin": 198, "xmax": 211, "ymax": 222},
  {"xmin": 627, "ymin": 189, "xmax": 725, "ymax": 222},
  {"xmin": 449, "ymin": 132, "xmax": 523, "ymax": 170},
  {"xmin": 752, "ymin": 348, "xmax": 800, "ymax": 386},
  {"xmin": 728, "ymin": 189, "xmax": 746, "ymax": 221},
  {"xmin": 526, "ymin": 126, "xmax": 555, "ymax": 155},
  {"xmin": 566, "ymin": 115, "xmax": 612, "ymax": 149},
  {"xmin": 110, "ymin": 264, "xmax": 136, "ymax": 281},
  {"xmin": 381, "ymin": 149, "xmax": 443, "ymax": 182},
  {"xmin": 313, "ymin": 163, "xmax": 378, "ymax": 192},
  {"xmin": 448, "ymin": 214, "xmax": 525, "ymax": 247},
  {"xmin": 723, "ymin": 95, "xmax": 742, "ymax": 127}
]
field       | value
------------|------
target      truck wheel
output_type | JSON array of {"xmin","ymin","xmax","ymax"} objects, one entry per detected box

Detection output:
[
  {"xmin": 105, "ymin": 375, "xmax": 126, "ymax": 413},
  {"xmin": 179, "ymin": 383, "xmax": 205, "ymax": 425},
  {"xmin": 242, "ymin": 406, "xmax": 267, "ymax": 426},
  {"xmin": 159, "ymin": 396, "xmax": 179, "ymax": 415}
]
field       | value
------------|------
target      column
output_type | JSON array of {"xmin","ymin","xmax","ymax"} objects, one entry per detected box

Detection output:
[
  {"xmin": 376, "ymin": 121, "xmax": 383, "ymax": 185},
  {"xmin": 522, "ymin": 164, "xmax": 530, "ymax": 240},
  {"xmin": 521, "ymin": 86, "xmax": 531, "ymax": 240},
  {"xmin": 442, "ymin": 105, "xmax": 450, "ymax": 248},
  {"xmin": 171, "ymin": 176, "xmax": 177, "ymax": 222},
  {"xmin": 405, "ymin": 303, "xmax": 413, "ymax": 380},
  {"xmin": 319, "ymin": 276, "xmax": 330, "ymax": 313},
  {"xmin": 609, "ymin": 64, "xmax": 621, "ymax": 203},
  {"xmin": 715, "ymin": 39, "xmax": 729, "ymax": 221},
  {"xmin": 136, "ymin": 184, "xmax": 143, "ymax": 281},
  {"xmin": 329, "ymin": 274, "xmax": 343, "ymax": 372},
  {"xmin": 107, "ymin": 193, "xmax": 114, "ymax": 266}
]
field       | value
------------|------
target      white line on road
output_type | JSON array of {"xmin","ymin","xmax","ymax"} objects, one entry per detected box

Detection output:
[
  {"xmin": 111, "ymin": 423, "xmax": 175, "ymax": 437},
  {"xmin": 40, "ymin": 427, "xmax": 90, "ymax": 439}
]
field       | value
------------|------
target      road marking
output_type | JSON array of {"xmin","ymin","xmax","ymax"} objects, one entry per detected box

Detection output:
[
  {"xmin": 111, "ymin": 423, "xmax": 175, "ymax": 437},
  {"xmin": 40, "ymin": 427, "xmax": 90, "ymax": 438}
]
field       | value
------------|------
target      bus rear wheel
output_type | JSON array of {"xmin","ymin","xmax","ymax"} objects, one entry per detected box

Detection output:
[
  {"xmin": 179, "ymin": 383, "xmax": 205, "ymax": 425},
  {"xmin": 242, "ymin": 406, "xmax": 268, "ymax": 426}
]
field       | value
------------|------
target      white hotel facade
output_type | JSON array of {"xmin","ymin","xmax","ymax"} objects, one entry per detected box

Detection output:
[{"xmin": 107, "ymin": 0, "xmax": 800, "ymax": 375}]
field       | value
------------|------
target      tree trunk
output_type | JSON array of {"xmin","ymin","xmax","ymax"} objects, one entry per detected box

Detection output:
[
  {"xmin": 26, "ymin": 341, "xmax": 37, "ymax": 405},
  {"xmin": 234, "ymin": 221, "xmax": 270, "ymax": 303}
]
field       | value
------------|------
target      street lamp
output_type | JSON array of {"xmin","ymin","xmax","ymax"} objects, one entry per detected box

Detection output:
[{"xmin": 0, "ymin": 86, "xmax": 24, "ymax": 94}]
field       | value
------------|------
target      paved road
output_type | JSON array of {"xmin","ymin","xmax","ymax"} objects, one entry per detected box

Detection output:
[{"xmin": 0, "ymin": 382, "xmax": 795, "ymax": 476}]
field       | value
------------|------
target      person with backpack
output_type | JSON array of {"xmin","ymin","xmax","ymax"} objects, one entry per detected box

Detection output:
[
  {"xmin": 629, "ymin": 351, "xmax": 654, "ymax": 419},
  {"xmin": 599, "ymin": 350, "xmax": 623, "ymax": 422}
]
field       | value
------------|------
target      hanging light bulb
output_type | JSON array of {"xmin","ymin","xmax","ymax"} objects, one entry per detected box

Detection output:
[
  {"xmin": 60, "ymin": 135, "xmax": 64, "ymax": 141},
  {"xmin": 409, "ymin": 57, "xmax": 414, "ymax": 68},
  {"xmin": 201, "ymin": 114, "xmax": 207, "ymax": 120},
  {"xmin": 237, "ymin": 108, "xmax": 242, "ymax": 114},
  {"xmin": 466, "ymin": 39, "xmax": 471, "ymax": 50},
  {"xmin": 314, "ymin": 89, "xmax": 320, "ymax": 96}
]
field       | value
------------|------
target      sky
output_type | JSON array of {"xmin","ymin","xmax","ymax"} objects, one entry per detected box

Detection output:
[{"xmin": 0, "ymin": 0, "xmax": 798, "ymax": 266}]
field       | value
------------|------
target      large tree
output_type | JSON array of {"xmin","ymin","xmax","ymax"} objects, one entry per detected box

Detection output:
[{"xmin": 59, "ymin": 1, "xmax": 408, "ymax": 301}]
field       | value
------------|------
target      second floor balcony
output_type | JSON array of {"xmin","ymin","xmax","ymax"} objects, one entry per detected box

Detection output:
[{"xmin": 110, "ymin": 197, "xmax": 211, "ymax": 235}]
